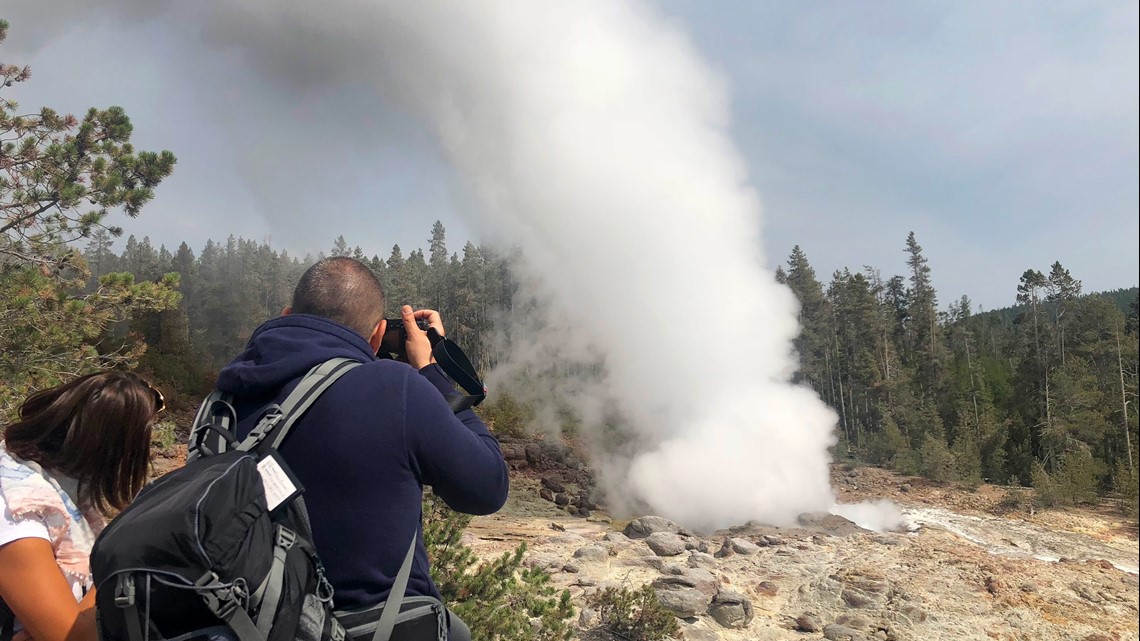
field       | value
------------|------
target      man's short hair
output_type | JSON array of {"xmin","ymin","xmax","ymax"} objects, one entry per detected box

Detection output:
[{"xmin": 291, "ymin": 257, "xmax": 385, "ymax": 338}]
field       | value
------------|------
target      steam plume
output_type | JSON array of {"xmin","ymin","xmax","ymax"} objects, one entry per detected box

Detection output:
[{"xmin": 20, "ymin": 0, "xmax": 843, "ymax": 530}]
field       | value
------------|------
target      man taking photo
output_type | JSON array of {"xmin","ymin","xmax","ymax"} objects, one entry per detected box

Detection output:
[{"xmin": 215, "ymin": 256, "xmax": 509, "ymax": 640}]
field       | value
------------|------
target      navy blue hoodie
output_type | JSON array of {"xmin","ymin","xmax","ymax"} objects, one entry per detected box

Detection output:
[{"xmin": 215, "ymin": 314, "xmax": 509, "ymax": 610}]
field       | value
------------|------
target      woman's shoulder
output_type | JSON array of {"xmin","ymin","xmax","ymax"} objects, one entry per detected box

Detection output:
[{"xmin": 0, "ymin": 489, "xmax": 52, "ymax": 548}]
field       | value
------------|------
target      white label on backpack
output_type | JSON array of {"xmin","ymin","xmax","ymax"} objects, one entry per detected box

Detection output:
[{"xmin": 257, "ymin": 455, "xmax": 298, "ymax": 511}]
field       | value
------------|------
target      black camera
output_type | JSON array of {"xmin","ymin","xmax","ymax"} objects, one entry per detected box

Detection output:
[{"xmin": 377, "ymin": 317, "xmax": 431, "ymax": 356}]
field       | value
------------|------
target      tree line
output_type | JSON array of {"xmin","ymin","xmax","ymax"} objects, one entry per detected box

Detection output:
[
  {"xmin": 81, "ymin": 224, "xmax": 519, "ymax": 400},
  {"xmin": 778, "ymin": 235, "xmax": 1138, "ymax": 512},
  {"xmin": 75, "ymin": 223, "xmax": 1140, "ymax": 514}
]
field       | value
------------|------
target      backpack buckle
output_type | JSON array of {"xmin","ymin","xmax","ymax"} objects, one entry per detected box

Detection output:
[
  {"xmin": 196, "ymin": 572, "xmax": 240, "ymax": 621},
  {"xmin": 114, "ymin": 574, "xmax": 136, "ymax": 608},
  {"xmin": 276, "ymin": 526, "xmax": 297, "ymax": 550}
]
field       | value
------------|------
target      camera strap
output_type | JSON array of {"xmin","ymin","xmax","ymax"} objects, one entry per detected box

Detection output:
[{"xmin": 427, "ymin": 328, "xmax": 486, "ymax": 413}]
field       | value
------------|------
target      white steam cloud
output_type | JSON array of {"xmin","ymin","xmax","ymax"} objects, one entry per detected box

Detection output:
[{"xmin": 19, "ymin": 0, "xmax": 846, "ymax": 530}]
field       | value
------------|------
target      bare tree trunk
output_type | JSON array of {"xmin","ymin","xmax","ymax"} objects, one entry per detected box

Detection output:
[
  {"xmin": 825, "ymin": 349, "xmax": 836, "ymax": 407},
  {"xmin": 1118, "ymin": 324, "xmax": 1134, "ymax": 472},
  {"xmin": 848, "ymin": 379, "xmax": 857, "ymax": 444},
  {"xmin": 835, "ymin": 333, "xmax": 850, "ymax": 449},
  {"xmin": 966, "ymin": 339, "xmax": 980, "ymax": 434}
]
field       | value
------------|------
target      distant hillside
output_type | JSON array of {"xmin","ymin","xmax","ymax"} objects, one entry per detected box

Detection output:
[{"xmin": 976, "ymin": 286, "xmax": 1138, "ymax": 324}]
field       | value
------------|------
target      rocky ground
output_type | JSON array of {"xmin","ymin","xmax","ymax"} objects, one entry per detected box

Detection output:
[
  {"xmin": 467, "ymin": 439, "xmax": 1140, "ymax": 641},
  {"xmin": 151, "ymin": 435, "xmax": 1139, "ymax": 640}
]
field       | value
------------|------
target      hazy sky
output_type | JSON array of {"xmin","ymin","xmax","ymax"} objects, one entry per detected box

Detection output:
[{"xmin": 3, "ymin": 1, "xmax": 1137, "ymax": 310}]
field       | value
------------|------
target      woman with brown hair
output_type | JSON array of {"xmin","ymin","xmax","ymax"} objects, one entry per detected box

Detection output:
[{"xmin": 0, "ymin": 371, "xmax": 164, "ymax": 641}]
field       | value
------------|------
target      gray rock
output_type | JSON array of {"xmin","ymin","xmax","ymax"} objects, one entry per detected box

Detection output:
[
  {"xmin": 796, "ymin": 613, "xmax": 823, "ymax": 632},
  {"xmin": 562, "ymin": 563, "xmax": 580, "ymax": 573},
  {"xmin": 525, "ymin": 443, "xmax": 542, "ymax": 465},
  {"xmin": 603, "ymin": 532, "xmax": 628, "ymax": 543},
  {"xmin": 796, "ymin": 512, "xmax": 865, "ymax": 537},
  {"xmin": 554, "ymin": 492, "xmax": 571, "ymax": 506},
  {"xmin": 653, "ymin": 569, "xmax": 719, "ymax": 599},
  {"xmin": 573, "ymin": 545, "xmax": 609, "ymax": 562},
  {"xmin": 708, "ymin": 591, "xmax": 753, "ymax": 629},
  {"xmin": 624, "ymin": 515, "xmax": 684, "ymax": 539},
  {"xmin": 688, "ymin": 552, "xmax": 717, "ymax": 568},
  {"xmin": 841, "ymin": 588, "xmax": 879, "ymax": 609},
  {"xmin": 541, "ymin": 477, "xmax": 565, "ymax": 493},
  {"xmin": 578, "ymin": 607, "xmax": 597, "ymax": 628},
  {"xmin": 646, "ymin": 532, "xmax": 688, "ymax": 556},
  {"xmin": 729, "ymin": 538, "xmax": 760, "ymax": 555},
  {"xmin": 525, "ymin": 553, "xmax": 564, "ymax": 571},
  {"xmin": 821, "ymin": 622, "xmax": 859, "ymax": 640},
  {"xmin": 656, "ymin": 587, "xmax": 710, "ymax": 619}
]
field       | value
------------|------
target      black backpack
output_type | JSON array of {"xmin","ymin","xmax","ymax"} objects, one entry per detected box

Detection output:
[{"xmin": 90, "ymin": 358, "xmax": 418, "ymax": 641}]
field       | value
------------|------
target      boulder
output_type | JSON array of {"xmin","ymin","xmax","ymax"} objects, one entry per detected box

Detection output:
[
  {"xmin": 708, "ymin": 591, "xmax": 753, "ymax": 629},
  {"xmin": 656, "ymin": 587, "xmax": 709, "ymax": 619},
  {"xmin": 687, "ymin": 552, "xmax": 717, "ymax": 568},
  {"xmin": 572, "ymin": 545, "xmax": 609, "ymax": 562},
  {"xmin": 554, "ymin": 493, "xmax": 570, "ymax": 506},
  {"xmin": 823, "ymin": 623, "xmax": 866, "ymax": 641},
  {"xmin": 539, "ymin": 488, "xmax": 555, "ymax": 502},
  {"xmin": 715, "ymin": 537, "xmax": 759, "ymax": 558},
  {"xmin": 755, "ymin": 581, "xmax": 778, "ymax": 597},
  {"xmin": 646, "ymin": 532, "xmax": 688, "ymax": 557},
  {"xmin": 576, "ymin": 496, "xmax": 597, "ymax": 511},
  {"xmin": 653, "ymin": 569, "xmax": 719, "ymax": 599},
  {"xmin": 541, "ymin": 477, "xmax": 565, "ymax": 493},
  {"xmin": 796, "ymin": 613, "xmax": 823, "ymax": 632},
  {"xmin": 624, "ymin": 516, "xmax": 683, "ymax": 539}
]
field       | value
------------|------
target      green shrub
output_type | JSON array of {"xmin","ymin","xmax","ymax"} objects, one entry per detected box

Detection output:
[
  {"xmin": 1031, "ymin": 462, "xmax": 1061, "ymax": 508},
  {"xmin": 150, "ymin": 419, "xmax": 180, "ymax": 453},
  {"xmin": 1033, "ymin": 450, "xmax": 1105, "ymax": 508},
  {"xmin": 951, "ymin": 434, "xmax": 984, "ymax": 489},
  {"xmin": 918, "ymin": 433, "xmax": 953, "ymax": 483},
  {"xmin": 476, "ymin": 391, "xmax": 535, "ymax": 438},
  {"xmin": 584, "ymin": 584, "xmax": 680, "ymax": 641},
  {"xmin": 423, "ymin": 495, "xmax": 574, "ymax": 640},
  {"xmin": 865, "ymin": 416, "xmax": 910, "ymax": 469},
  {"xmin": 993, "ymin": 487, "xmax": 1030, "ymax": 514},
  {"xmin": 1112, "ymin": 461, "xmax": 1139, "ymax": 518}
]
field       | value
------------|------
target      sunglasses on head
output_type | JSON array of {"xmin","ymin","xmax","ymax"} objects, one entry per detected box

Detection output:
[{"xmin": 134, "ymin": 376, "xmax": 166, "ymax": 415}]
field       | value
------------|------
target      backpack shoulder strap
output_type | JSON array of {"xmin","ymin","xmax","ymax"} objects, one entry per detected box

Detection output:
[
  {"xmin": 187, "ymin": 390, "xmax": 238, "ymax": 462},
  {"xmin": 370, "ymin": 534, "xmax": 418, "ymax": 641},
  {"xmin": 237, "ymin": 358, "xmax": 360, "ymax": 453}
]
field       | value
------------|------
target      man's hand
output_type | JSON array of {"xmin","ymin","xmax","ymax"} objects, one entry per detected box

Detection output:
[{"xmin": 402, "ymin": 305, "xmax": 445, "ymax": 369}]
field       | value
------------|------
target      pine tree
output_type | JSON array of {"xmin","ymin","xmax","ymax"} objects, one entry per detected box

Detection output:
[
  {"xmin": 1, "ymin": 21, "xmax": 179, "ymax": 413},
  {"xmin": 784, "ymin": 246, "xmax": 830, "ymax": 395}
]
